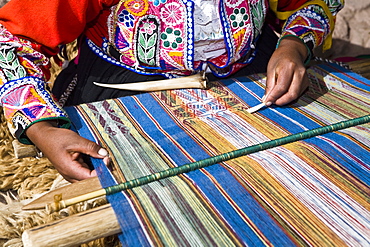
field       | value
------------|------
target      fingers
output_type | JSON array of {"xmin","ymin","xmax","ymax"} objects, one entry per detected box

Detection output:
[
  {"xmin": 264, "ymin": 61, "xmax": 308, "ymax": 106},
  {"xmin": 277, "ymin": 72, "xmax": 309, "ymax": 105},
  {"xmin": 57, "ymin": 151, "xmax": 102, "ymax": 183},
  {"xmin": 27, "ymin": 125, "xmax": 108, "ymax": 183},
  {"xmin": 62, "ymin": 160, "xmax": 97, "ymax": 183},
  {"xmin": 264, "ymin": 36, "xmax": 309, "ymax": 106},
  {"xmin": 63, "ymin": 140, "xmax": 109, "ymax": 182},
  {"xmin": 265, "ymin": 65, "xmax": 291, "ymax": 106}
]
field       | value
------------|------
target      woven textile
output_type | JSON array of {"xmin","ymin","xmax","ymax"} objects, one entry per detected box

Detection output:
[{"xmin": 65, "ymin": 64, "xmax": 370, "ymax": 246}]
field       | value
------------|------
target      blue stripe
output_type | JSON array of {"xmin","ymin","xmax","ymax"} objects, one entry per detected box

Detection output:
[
  {"xmin": 321, "ymin": 63, "xmax": 370, "ymax": 90},
  {"xmin": 65, "ymin": 106, "xmax": 151, "ymax": 246},
  {"xmin": 120, "ymin": 94, "xmax": 295, "ymax": 245},
  {"xmin": 221, "ymin": 77, "xmax": 370, "ymax": 185}
]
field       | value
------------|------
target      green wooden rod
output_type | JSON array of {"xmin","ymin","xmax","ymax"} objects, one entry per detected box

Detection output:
[
  {"xmin": 105, "ymin": 114, "xmax": 370, "ymax": 196},
  {"xmin": 46, "ymin": 114, "xmax": 370, "ymax": 212}
]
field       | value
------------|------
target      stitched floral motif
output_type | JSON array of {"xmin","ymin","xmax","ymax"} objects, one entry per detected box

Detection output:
[
  {"xmin": 160, "ymin": 2, "xmax": 184, "ymax": 27},
  {"xmin": 124, "ymin": 0, "xmax": 149, "ymax": 17},
  {"xmin": 0, "ymin": 27, "xmax": 49, "ymax": 85},
  {"xmin": 118, "ymin": 9, "xmax": 135, "ymax": 28},
  {"xmin": 225, "ymin": 0, "xmax": 244, "ymax": 9},
  {"xmin": 149, "ymin": 0, "xmax": 166, "ymax": 7},
  {"xmin": 104, "ymin": 0, "xmax": 344, "ymax": 78},
  {"xmin": 136, "ymin": 16, "xmax": 160, "ymax": 67},
  {"xmin": 230, "ymin": 8, "xmax": 249, "ymax": 29},
  {"xmin": 250, "ymin": 1, "xmax": 265, "ymax": 37},
  {"xmin": 161, "ymin": 28, "xmax": 183, "ymax": 49},
  {"xmin": 0, "ymin": 25, "xmax": 68, "ymax": 143},
  {"xmin": 0, "ymin": 46, "xmax": 27, "ymax": 81}
]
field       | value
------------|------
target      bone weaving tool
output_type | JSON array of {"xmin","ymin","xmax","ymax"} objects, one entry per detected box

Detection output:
[{"xmin": 93, "ymin": 72, "xmax": 207, "ymax": 91}]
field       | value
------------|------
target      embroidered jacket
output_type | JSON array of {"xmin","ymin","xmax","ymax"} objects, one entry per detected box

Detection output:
[{"xmin": 0, "ymin": 0, "xmax": 343, "ymax": 144}]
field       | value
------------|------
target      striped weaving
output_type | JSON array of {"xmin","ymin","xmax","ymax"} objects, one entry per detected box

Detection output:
[{"xmin": 65, "ymin": 64, "xmax": 370, "ymax": 246}]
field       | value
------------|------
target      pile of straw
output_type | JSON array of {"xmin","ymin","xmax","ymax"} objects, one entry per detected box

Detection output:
[
  {"xmin": 0, "ymin": 110, "xmax": 119, "ymax": 246},
  {"xmin": 0, "ymin": 41, "xmax": 120, "ymax": 245}
]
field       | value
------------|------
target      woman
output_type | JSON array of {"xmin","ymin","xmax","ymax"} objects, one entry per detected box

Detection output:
[{"xmin": 0, "ymin": 0, "xmax": 343, "ymax": 182}]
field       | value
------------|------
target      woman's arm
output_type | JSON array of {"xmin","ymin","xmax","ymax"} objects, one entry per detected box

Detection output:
[
  {"xmin": 0, "ymin": 0, "xmax": 115, "ymax": 181},
  {"xmin": 264, "ymin": 0, "xmax": 344, "ymax": 106}
]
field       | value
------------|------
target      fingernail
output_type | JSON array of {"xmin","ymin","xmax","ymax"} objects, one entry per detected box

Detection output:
[
  {"xmin": 98, "ymin": 148, "xmax": 108, "ymax": 156},
  {"xmin": 265, "ymin": 101, "xmax": 272, "ymax": 107}
]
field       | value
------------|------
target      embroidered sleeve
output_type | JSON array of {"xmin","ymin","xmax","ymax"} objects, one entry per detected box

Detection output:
[
  {"xmin": 278, "ymin": 0, "xmax": 344, "ymax": 60},
  {"xmin": 0, "ymin": 25, "xmax": 70, "ymax": 145}
]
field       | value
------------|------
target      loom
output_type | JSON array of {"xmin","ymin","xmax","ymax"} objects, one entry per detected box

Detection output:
[{"xmin": 22, "ymin": 63, "xmax": 370, "ymax": 247}]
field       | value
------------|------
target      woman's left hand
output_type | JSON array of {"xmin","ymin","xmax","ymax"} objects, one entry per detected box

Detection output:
[{"xmin": 263, "ymin": 36, "xmax": 310, "ymax": 106}]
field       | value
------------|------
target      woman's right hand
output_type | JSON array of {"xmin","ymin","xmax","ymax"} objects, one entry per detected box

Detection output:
[{"xmin": 26, "ymin": 121, "xmax": 109, "ymax": 183}]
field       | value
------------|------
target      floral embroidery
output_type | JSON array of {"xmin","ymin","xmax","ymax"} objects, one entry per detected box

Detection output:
[
  {"xmin": 124, "ymin": 0, "xmax": 149, "ymax": 17},
  {"xmin": 149, "ymin": 0, "xmax": 166, "ymax": 7},
  {"xmin": 250, "ymin": 2, "xmax": 265, "ymax": 36},
  {"xmin": 140, "ymin": 19, "xmax": 157, "ymax": 35},
  {"xmin": 160, "ymin": 2, "xmax": 184, "ymax": 26},
  {"xmin": 136, "ymin": 16, "xmax": 160, "ymax": 67},
  {"xmin": 118, "ymin": 9, "xmax": 135, "ymax": 28},
  {"xmin": 0, "ymin": 25, "xmax": 68, "ymax": 143},
  {"xmin": 161, "ymin": 28, "xmax": 183, "ymax": 49},
  {"xmin": 0, "ymin": 46, "xmax": 26, "ymax": 81},
  {"xmin": 230, "ymin": 8, "xmax": 249, "ymax": 29},
  {"xmin": 225, "ymin": 0, "xmax": 244, "ymax": 9},
  {"xmin": 104, "ymin": 0, "xmax": 343, "ymax": 77}
]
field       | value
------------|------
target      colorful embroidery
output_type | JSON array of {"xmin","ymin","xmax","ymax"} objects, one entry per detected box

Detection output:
[
  {"xmin": 281, "ymin": 7, "xmax": 328, "ymax": 51},
  {"xmin": 104, "ymin": 0, "xmax": 343, "ymax": 77},
  {"xmin": 117, "ymin": 10, "xmax": 135, "ymax": 27},
  {"xmin": 0, "ymin": 45, "xmax": 27, "ymax": 81},
  {"xmin": 124, "ymin": 0, "xmax": 149, "ymax": 16},
  {"xmin": 160, "ymin": 2, "xmax": 184, "ymax": 26},
  {"xmin": 279, "ymin": 0, "xmax": 344, "ymax": 52},
  {"xmin": 108, "ymin": 0, "xmax": 266, "ymax": 76},
  {"xmin": 149, "ymin": 0, "xmax": 166, "ymax": 7},
  {"xmin": 161, "ymin": 28, "xmax": 183, "ymax": 49},
  {"xmin": 136, "ymin": 16, "xmax": 160, "ymax": 67},
  {"xmin": 230, "ymin": 8, "xmax": 249, "ymax": 29},
  {"xmin": 1, "ymin": 77, "xmax": 69, "ymax": 143},
  {"xmin": 0, "ymin": 25, "xmax": 69, "ymax": 143},
  {"xmin": 250, "ymin": 1, "xmax": 265, "ymax": 37}
]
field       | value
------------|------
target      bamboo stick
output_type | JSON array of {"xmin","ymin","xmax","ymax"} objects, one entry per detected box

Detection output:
[{"xmin": 22, "ymin": 204, "xmax": 120, "ymax": 247}]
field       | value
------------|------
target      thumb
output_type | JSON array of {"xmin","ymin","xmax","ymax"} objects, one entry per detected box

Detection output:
[{"xmin": 264, "ymin": 69, "xmax": 277, "ymax": 106}]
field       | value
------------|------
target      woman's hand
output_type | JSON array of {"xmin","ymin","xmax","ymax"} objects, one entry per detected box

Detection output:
[
  {"xmin": 263, "ymin": 36, "xmax": 310, "ymax": 106},
  {"xmin": 26, "ymin": 121, "xmax": 109, "ymax": 183}
]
